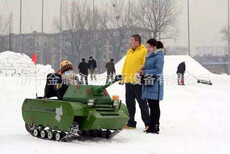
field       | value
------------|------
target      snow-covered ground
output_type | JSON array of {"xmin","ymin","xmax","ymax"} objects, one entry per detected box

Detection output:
[{"xmin": 0, "ymin": 51, "xmax": 230, "ymax": 154}]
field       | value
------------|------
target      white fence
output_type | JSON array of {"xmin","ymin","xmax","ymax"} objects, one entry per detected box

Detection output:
[{"xmin": 0, "ymin": 62, "xmax": 36, "ymax": 77}]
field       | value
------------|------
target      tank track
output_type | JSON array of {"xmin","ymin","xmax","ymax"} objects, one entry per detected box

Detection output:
[{"xmin": 25, "ymin": 123, "xmax": 121, "ymax": 142}]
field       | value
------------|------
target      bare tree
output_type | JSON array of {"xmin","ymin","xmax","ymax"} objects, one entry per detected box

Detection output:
[
  {"xmin": 100, "ymin": 0, "xmax": 131, "ymax": 59},
  {"xmin": 221, "ymin": 26, "xmax": 229, "ymax": 41},
  {"xmin": 53, "ymin": 0, "xmax": 91, "ymax": 69},
  {"xmin": 87, "ymin": 7, "xmax": 108, "ymax": 71},
  {"xmin": 134, "ymin": 0, "xmax": 179, "ymax": 40},
  {"xmin": 64, "ymin": 1, "xmax": 91, "ymax": 62}
]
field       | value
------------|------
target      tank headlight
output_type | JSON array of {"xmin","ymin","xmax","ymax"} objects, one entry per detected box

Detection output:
[
  {"xmin": 113, "ymin": 100, "xmax": 121, "ymax": 108},
  {"xmin": 87, "ymin": 99, "xmax": 95, "ymax": 107},
  {"xmin": 112, "ymin": 95, "xmax": 120, "ymax": 108}
]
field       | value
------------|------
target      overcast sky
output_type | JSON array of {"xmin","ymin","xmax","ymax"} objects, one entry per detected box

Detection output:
[{"xmin": 0, "ymin": 0, "xmax": 228, "ymax": 55}]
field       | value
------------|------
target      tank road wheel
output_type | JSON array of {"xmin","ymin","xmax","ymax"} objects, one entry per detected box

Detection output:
[
  {"xmin": 77, "ymin": 130, "xmax": 83, "ymax": 135},
  {"xmin": 47, "ymin": 131, "xmax": 54, "ymax": 140},
  {"xmin": 55, "ymin": 132, "xmax": 62, "ymax": 141},
  {"xmin": 25, "ymin": 123, "xmax": 36, "ymax": 135},
  {"xmin": 33, "ymin": 129, "xmax": 39, "ymax": 137},
  {"xmin": 101, "ymin": 130, "xmax": 111, "ymax": 139},
  {"xmin": 27, "ymin": 123, "xmax": 36, "ymax": 131},
  {"xmin": 85, "ymin": 130, "xmax": 91, "ymax": 136},
  {"xmin": 107, "ymin": 130, "xmax": 112, "ymax": 137},
  {"xmin": 37, "ymin": 126, "xmax": 44, "ymax": 131},
  {"xmin": 92, "ymin": 130, "xmax": 99, "ymax": 137},
  {"xmin": 101, "ymin": 131, "xmax": 107, "ymax": 138},
  {"xmin": 40, "ymin": 130, "xmax": 47, "ymax": 139}
]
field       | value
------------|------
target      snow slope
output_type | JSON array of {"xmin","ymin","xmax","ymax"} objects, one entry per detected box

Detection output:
[{"xmin": 0, "ymin": 52, "xmax": 230, "ymax": 154}]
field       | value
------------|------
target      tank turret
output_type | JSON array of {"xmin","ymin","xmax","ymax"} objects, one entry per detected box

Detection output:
[{"xmin": 63, "ymin": 75, "xmax": 123, "ymax": 103}]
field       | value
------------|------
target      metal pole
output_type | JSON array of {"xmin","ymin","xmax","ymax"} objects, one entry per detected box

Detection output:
[
  {"xmin": 19, "ymin": 0, "xmax": 22, "ymax": 53},
  {"xmin": 128, "ymin": 0, "xmax": 130, "ymax": 27},
  {"xmin": 159, "ymin": 0, "xmax": 161, "ymax": 40},
  {"xmin": 60, "ymin": 0, "xmax": 62, "ymax": 63},
  {"xmin": 93, "ymin": 0, "xmax": 95, "ymax": 59},
  {"xmin": 9, "ymin": 12, "xmax": 12, "ymax": 51},
  {"xmin": 41, "ymin": 0, "xmax": 44, "ymax": 64},
  {"xmin": 228, "ymin": 0, "xmax": 230, "ymax": 74},
  {"xmin": 187, "ymin": 0, "xmax": 190, "ymax": 56}
]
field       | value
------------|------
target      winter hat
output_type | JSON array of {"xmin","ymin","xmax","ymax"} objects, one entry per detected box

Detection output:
[{"xmin": 60, "ymin": 60, "xmax": 73, "ymax": 74}]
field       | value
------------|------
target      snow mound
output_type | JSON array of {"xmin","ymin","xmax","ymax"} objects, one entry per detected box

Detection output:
[{"xmin": 0, "ymin": 51, "xmax": 54, "ymax": 77}]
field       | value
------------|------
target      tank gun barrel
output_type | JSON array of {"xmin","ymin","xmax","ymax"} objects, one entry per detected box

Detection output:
[{"xmin": 94, "ymin": 75, "xmax": 123, "ymax": 95}]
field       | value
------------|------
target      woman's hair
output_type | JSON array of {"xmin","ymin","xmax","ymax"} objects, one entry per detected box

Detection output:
[
  {"xmin": 157, "ymin": 41, "xmax": 164, "ymax": 49},
  {"xmin": 146, "ymin": 38, "xmax": 157, "ymax": 47}
]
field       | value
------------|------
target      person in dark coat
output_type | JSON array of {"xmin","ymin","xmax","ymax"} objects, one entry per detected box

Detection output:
[
  {"xmin": 176, "ymin": 61, "xmax": 186, "ymax": 85},
  {"xmin": 88, "ymin": 56, "xmax": 97, "ymax": 81},
  {"xmin": 78, "ymin": 58, "xmax": 88, "ymax": 85},
  {"xmin": 44, "ymin": 60, "xmax": 80, "ymax": 100},
  {"xmin": 141, "ymin": 38, "xmax": 164, "ymax": 134},
  {"xmin": 105, "ymin": 59, "xmax": 116, "ymax": 83}
]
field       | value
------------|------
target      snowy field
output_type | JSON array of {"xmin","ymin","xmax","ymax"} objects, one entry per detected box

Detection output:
[{"xmin": 0, "ymin": 51, "xmax": 230, "ymax": 154}]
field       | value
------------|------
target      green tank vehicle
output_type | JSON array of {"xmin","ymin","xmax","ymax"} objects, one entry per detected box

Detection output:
[{"xmin": 22, "ymin": 75, "xmax": 129, "ymax": 142}]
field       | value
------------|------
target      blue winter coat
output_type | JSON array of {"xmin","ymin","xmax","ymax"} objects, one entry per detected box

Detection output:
[{"xmin": 142, "ymin": 50, "xmax": 164, "ymax": 101}]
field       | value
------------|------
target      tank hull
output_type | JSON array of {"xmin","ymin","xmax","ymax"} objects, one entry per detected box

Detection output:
[{"xmin": 22, "ymin": 98, "xmax": 129, "ymax": 132}]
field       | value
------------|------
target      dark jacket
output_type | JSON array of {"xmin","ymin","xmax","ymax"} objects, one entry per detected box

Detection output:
[
  {"xmin": 176, "ymin": 62, "xmax": 186, "ymax": 74},
  {"xmin": 142, "ymin": 50, "xmax": 164, "ymax": 101},
  {"xmin": 78, "ymin": 62, "xmax": 88, "ymax": 75},
  {"xmin": 105, "ymin": 61, "xmax": 116, "ymax": 75},
  {"xmin": 88, "ymin": 59, "xmax": 97, "ymax": 70}
]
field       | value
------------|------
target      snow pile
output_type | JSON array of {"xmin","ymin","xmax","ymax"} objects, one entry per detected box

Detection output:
[
  {"xmin": 0, "ymin": 52, "xmax": 230, "ymax": 154},
  {"xmin": 0, "ymin": 51, "xmax": 54, "ymax": 77},
  {"xmin": 0, "ymin": 51, "xmax": 54, "ymax": 99}
]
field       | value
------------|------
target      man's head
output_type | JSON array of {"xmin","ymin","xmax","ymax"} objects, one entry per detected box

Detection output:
[
  {"xmin": 82, "ymin": 58, "xmax": 85, "ymax": 62},
  {"xmin": 146, "ymin": 38, "xmax": 157, "ymax": 52},
  {"xmin": 110, "ymin": 59, "xmax": 114, "ymax": 62},
  {"xmin": 89, "ymin": 56, "xmax": 93, "ymax": 60},
  {"xmin": 130, "ymin": 34, "xmax": 141, "ymax": 50}
]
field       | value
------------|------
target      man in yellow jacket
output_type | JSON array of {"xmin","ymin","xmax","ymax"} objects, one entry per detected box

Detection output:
[{"xmin": 121, "ymin": 34, "xmax": 150, "ymax": 129}]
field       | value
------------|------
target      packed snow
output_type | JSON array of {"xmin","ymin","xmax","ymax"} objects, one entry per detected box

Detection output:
[
  {"xmin": 0, "ymin": 51, "xmax": 230, "ymax": 154},
  {"xmin": 0, "ymin": 51, "xmax": 54, "ymax": 77}
]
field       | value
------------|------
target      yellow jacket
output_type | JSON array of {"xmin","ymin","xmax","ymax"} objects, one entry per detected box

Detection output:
[{"xmin": 121, "ymin": 44, "xmax": 147, "ymax": 83}]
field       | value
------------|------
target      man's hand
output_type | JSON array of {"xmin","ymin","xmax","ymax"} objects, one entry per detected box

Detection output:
[
  {"xmin": 138, "ymin": 67, "xmax": 145, "ymax": 76},
  {"xmin": 119, "ymin": 80, "xmax": 125, "ymax": 85}
]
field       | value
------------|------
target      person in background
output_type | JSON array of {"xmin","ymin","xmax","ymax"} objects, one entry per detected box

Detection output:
[
  {"xmin": 121, "ymin": 34, "xmax": 150, "ymax": 130},
  {"xmin": 176, "ymin": 61, "xmax": 186, "ymax": 85},
  {"xmin": 105, "ymin": 59, "xmax": 116, "ymax": 83},
  {"xmin": 141, "ymin": 38, "xmax": 164, "ymax": 134},
  {"xmin": 78, "ymin": 58, "xmax": 88, "ymax": 85},
  {"xmin": 88, "ymin": 56, "xmax": 97, "ymax": 81}
]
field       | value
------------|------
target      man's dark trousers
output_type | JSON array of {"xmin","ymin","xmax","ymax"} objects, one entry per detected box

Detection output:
[{"xmin": 125, "ymin": 83, "xmax": 150, "ymax": 127}]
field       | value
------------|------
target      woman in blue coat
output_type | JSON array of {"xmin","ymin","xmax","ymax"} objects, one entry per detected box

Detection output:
[{"xmin": 141, "ymin": 39, "xmax": 164, "ymax": 134}]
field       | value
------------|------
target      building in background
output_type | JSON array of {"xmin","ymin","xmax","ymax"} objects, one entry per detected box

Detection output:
[{"xmin": 1, "ymin": 26, "xmax": 228, "ymax": 74}]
